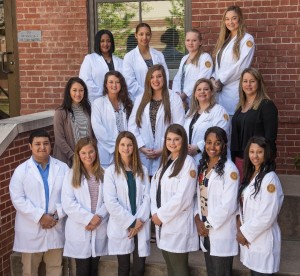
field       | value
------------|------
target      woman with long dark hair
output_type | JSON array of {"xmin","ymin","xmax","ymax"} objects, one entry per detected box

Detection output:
[
  {"xmin": 151, "ymin": 124, "xmax": 198, "ymax": 276},
  {"xmin": 79, "ymin": 29, "xmax": 123, "ymax": 102},
  {"xmin": 237, "ymin": 137, "xmax": 284, "ymax": 275},
  {"xmin": 195, "ymin": 126, "xmax": 239, "ymax": 276},
  {"xmin": 62, "ymin": 137, "xmax": 107, "ymax": 276},
  {"xmin": 53, "ymin": 77, "xmax": 93, "ymax": 167},
  {"xmin": 104, "ymin": 131, "xmax": 150, "ymax": 276},
  {"xmin": 91, "ymin": 70, "xmax": 133, "ymax": 168}
]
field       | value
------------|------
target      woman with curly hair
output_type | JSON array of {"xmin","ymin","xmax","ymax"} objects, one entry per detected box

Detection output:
[
  {"xmin": 236, "ymin": 137, "xmax": 284, "ymax": 275},
  {"xmin": 91, "ymin": 71, "xmax": 133, "ymax": 168},
  {"xmin": 195, "ymin": 126, "xmax": 239, "ymax": 276},
  {"xmin": 211, "ymin": 6, "xmax": 255, "ymax": 115}
]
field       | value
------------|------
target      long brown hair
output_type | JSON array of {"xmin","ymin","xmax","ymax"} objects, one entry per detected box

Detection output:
[
  {"xmin": 160, "ymin": 124, "xmax": 188, "ymax": 178},
  {"xmin": 114, "ymin": 131, "xmax": 144, "ymax": 180},
  {"xmin": 103, "ymin": 70, "xmax": 133, "ymax": 119},
  {"xmin": 135, "ymin": 64, "xmax": 171, "ymax": 128},
  {"xmin": 186, "ymin": 29, "xmax": 203, "ymax": 66},
  {"xmin": 213, "ymin": 6, "xmax": 246, "ymax": 61},
  {"xmin": 186, "ymin": 78, "xmax": 216, "ymax": 117},
  {"xmin": 237, "ymin": 67, "xmax": 270, "ymax": 110},
  {"xmin": 72, "ymin": 137, "xmax": 104, "ymax": 188}
]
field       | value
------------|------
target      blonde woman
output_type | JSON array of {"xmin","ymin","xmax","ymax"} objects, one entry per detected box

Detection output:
[
  {"xmin": 172, "ymin": 29, "xmax": 213, "ymax": 109},
  {"xmin": 212, "ymin": 6, "xmax": 255, "ymax": 115},
  {"xmin": 62, "ymin": 137, "xmax": 107, "ymax": 276},
  {"xmin": 128, "ymin": 64, "xmax": 184, "ymax": 176},
  {"xmin": 104, "ymin": 131, "xmax": 150, "ymax": 276}
]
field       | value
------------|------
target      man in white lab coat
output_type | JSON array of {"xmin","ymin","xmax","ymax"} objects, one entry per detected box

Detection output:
[{"xmin": 9, "ymin": 129, "xmax": 69, "ymax": 276}]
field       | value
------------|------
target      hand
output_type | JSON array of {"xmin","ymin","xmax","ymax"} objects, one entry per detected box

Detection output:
[
  {"xmin": 40, "ymin": 214, "xmax": 57, "ymax": 229},
  {"xmin": 212, "ymin": 79, "xmax": 223, "ymax": 93},
  {"xmin": 85, "ymin": 215, "xmax": 102, "ymax": 230},
  {"xmin": 236, "ymin": 230, "xmax": 250, "ymax": 248},
  {"xmin": 188, "ymin": 144, "xmax": 199, "ymax": 156},
  {"xmin": 151, "ymin": 213, "xmax": 162, "ymax": 226},
  {"xmin": 128, "ymin": 219, "xmax": 144, "ymax": 239},
  {"xmin": 195, "ymin": 214, "xmax": 209, "ymax": 237},
  {"xmin": 147, "ymin": 148, "xmax": 162, "ymax": 159}
]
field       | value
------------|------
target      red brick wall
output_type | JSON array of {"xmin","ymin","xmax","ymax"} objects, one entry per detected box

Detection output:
[
  {"xmin": 0, "ymin": 127, "xmax": 54, "ymax": 276},
  {"xmin": 16, "ymin": 0, "xmax": 88, "ymax": 115},
  {"xmin": 192, "ymin": 0, "xmax": 300, "ymax": 174}
]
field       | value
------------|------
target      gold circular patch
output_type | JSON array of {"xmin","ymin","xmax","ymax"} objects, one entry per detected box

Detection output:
[
  {"xmin": 205, "ymin": 61, "xmax": 212, "ymax": 68},
  {"xmin": 190, "ymin": 170, "xmax": 196, "ymax": 178},
  {"xmin": 223, "ymin": 114, "xmax": 229, "ymax": 121},
  {"xmin": 246, "ymin": 40, "xmax": 253, "ymax": 48},
  {"xmin": 230, "ymin": 172, "xmax": 238, "ymax": 180},
  {"xmin": 267, "ymin": 184, "xmax": 276, "ymax": 193}
]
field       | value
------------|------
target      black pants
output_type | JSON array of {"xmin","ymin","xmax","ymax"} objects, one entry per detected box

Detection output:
[
  {"xmin": 251, "ymin": 270, "xmax": 274, "ymax": 276},
  {"xmin": 161, "ymin": 250, "xmax": 190, "ymax": 276},
  {"xmin": 204, "ymin": 237, "xmax": 233, "ymax": 276},
  {"xmin": 117, "ymin": 236, "xmax": 146, "ymax": 276},
  {"xmin": 75, "ymin": 256, "xmax": 100, "ymax": 276}
]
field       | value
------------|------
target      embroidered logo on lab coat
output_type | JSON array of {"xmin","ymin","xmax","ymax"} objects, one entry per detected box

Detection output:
[
  {"xmin": 223, "ymin": 114, "xmax": 229, "ymax": 121},
  {"xmin": 205, "ymin": 61, "xmax": 212, "ymax": 68},
  {"xmin": 230, "ymin": 172, "xmax": 238, "ymax": 180},
  {"xmin": 190, "ymin": 170, "xmax": 196, "ymax": 178},
  {"xmin": 246, "ymin": 40, "xmax": 253, "ymax": 48},
  {"xmin": 267, "ymin": 183, "xmax": 276, "ymax": 193}
]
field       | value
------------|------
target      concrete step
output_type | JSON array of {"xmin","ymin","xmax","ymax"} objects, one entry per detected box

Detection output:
[{"xmin": 10, "ymin": 240, "xmax": 300, "ymax": 276}]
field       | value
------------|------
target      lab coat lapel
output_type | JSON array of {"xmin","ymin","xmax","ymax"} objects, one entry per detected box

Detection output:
[
  {"xmin": 48, "ymin": 157, "xmax": 60, "ymax": 198},
  {"xmin": 207, "ymin": 169, "xmax": 218, "ymax": 193},
  {"xmin": 28, "ymin": 157, "xmax": 44, "ymax": 186}
]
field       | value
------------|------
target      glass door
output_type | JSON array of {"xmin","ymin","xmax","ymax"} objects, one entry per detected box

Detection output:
[{"xmin": 0, "ymin": 0, "xmax": 20, "ymax": 119}]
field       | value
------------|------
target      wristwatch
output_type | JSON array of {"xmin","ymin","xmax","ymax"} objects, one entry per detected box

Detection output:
[{"xmin": 204, "ymin": 221, "xmax": 212, "ymax": 229}]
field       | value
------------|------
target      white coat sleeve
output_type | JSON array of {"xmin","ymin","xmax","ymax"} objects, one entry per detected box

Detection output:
[
  {"xmin": 91, "ymin": 100, "xmax": 116, "ymax": 154},
  {"xmin": 135, "ymin": 168, "xmax": 151, "ymax": 222},
  {"xmin": 218, "ymin": 36, "xmax": 255, "ymax": 85},
  {"xmin": 128, "ymin": 97, "xmax": 146, "ymax": 148},
  {"xmin": 79, "ymin": 55, "xmax": 102, "ymax": 102},
  {"xmin": 207, "ymin": 164, "xmax": 239, "ymax": 229},
  {"xmin": 171, "ymin": 93, "xmax": 185, "ymax": 125},
  {"xmin": 123, "ymin": 54, "xmax": 144, "ymax": 100},
  {"xmin": 240, "ymin": 173, "xmax": 284, "ymax": 243},
  {"xmin": 103, "ymin": 168, "xmax": 136, "ymax": 230},
  {"xmin": 150, "ymin": 170, "xmax": 159, "ymax": 216},
  {"xmin": 157, "ymin": 159, "xmax": 197, "ymax": 224},
  {"xmin": 9, "ymin": 168, "xmax": 45, "ymax": 224},
  {"xmin": 196, "ymin": 106, "xmax": 230, "ymax": 152},
  {"xmin": 171, "ymin": 59, "xmax": 184, "ymax": 93},
  {"xmin": 61, "ymin": 172, "xmax": 94, "ymax": 226}
]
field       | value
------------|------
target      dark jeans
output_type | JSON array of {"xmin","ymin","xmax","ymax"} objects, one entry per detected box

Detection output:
[
  {"xmin": 161, "ymin": 250, "xmax": 190, "ymax": 276},
  {"xmin": 75, "ymin": 256, "xmax": 100, "ymax": 276},
  {"xmin": 251, "ymin": 270, "xmax": 274, "ymax": 276},
  {"xmin": 204, "ymin": 237, "xmax": 233, "ymax": 276},
  {"xmin": 117, "ymin": 236, "xmax": 146, "ymax": 276}
]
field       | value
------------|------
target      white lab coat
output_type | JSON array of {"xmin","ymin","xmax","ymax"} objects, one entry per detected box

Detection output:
[
  {"xmin": 9, "ymin": 156, "xmax": 69, "ymax": 253},
  {"xmin": 239, "ymin": 171, "xmax": 284, "ymax": 273},
  {"xmin": 128, "ymin": 91, "xmax": 185, "ymax": 175},
  {"xmin": 213, "ymin": 33, "xmax": 255, "ymax": 115},
  {"xmin": 172, "ymin": 52, "xmax": 213, "ymax": 103},
  {"xmin": 62, "ymin": 170, "xmax": 108, "ymax": 258},
  {"xmin": 123, "ymin": 46, "xmax": 169, "ymax": 101},
  {"xmin": 79, "ymin": 53, "xmax": 123, "ymax": 103},
  {"xmin": 195, "ymin": 160, "xmax": 239, "ymax": 256},
  {"xmin": 184, "ymin": 104, "xmax": 230, "ymax": 164},
  {"xmin": 103, "ymin": 165, "xmax": 151, "ymax": 257},
  {"xmin": 151, "ymin": 155, "xmax": 199, "ymax": 253},
  {"xmin": 91, "ymin": 95, "xmax": 128, "ymax": 168}
]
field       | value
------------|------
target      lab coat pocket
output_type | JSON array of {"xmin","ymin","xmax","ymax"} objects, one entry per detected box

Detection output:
[
  {"xmin": 250, "ymin": 230, "xmax": 273, "ymax": 253},
  {"xmin": 65, "ymin": 220, "xmax": 85, "ymax": 241},
  {"xmin": 107, "ymin": 218, "xmax": 128, "ymax": 239}
]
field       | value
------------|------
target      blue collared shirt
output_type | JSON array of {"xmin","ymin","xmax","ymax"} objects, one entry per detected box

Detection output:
[{"xmin": 33, "ymin": 158, "xmax": 50, "ymax": 213}]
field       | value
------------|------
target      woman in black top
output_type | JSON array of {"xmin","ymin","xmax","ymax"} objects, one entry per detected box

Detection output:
[{"xmin": 231, "ymin": 67, "xmax": 278, "ymax": 179}]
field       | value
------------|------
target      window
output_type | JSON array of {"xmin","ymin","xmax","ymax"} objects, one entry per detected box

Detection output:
[{"xmin": 89, "ymin": 0, "xmax": 191, "ymax": 69}]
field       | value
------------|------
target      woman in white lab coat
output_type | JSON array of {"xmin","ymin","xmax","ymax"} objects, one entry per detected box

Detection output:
[
  {"xmin": 195, "ymin": 126, "xmax": 239, "ymax": 276},
  {"xmin": 151, "ymin": 124, "xmax": 199, "ymax": 276},
  {"xmin": 62, "ymin": 137, "xmax": 108, "ymax": 276},
  {"xmin": 123, "ymin": 22, "xmax": 169, "ymax": 101},
  {"xmin": 104, "ymin": 131, "xmax": 150, "ymax": 276},
  {"xmin": 237, "ymin": 137, "xmax": 284, "ymax": 275},
  {"xmin": 79, "ymin": 30, "xmax": 123, "ymax": 103},
  {"xmin": 91, "ymin": 70, "xmax": 133, "ymax": 168},
  {"xmin": 128, "ymin": 64, "xmax": 184, "ymax": 176},
  {"xmin": 184, "ymin": 78, "xmax": 230, "ymax": 164},
  {"xmin": 211, "ymin": 6, "xmax": 255, "ymax": 115},
  {"xmin": 172, "ymin": 29, "xmax": 213, "ymax": 110}
]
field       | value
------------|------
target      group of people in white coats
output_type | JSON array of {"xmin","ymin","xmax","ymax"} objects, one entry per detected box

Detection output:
[{"xmin": 9, "ymin": 4, "xmax": 283, "ymax": 276}]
